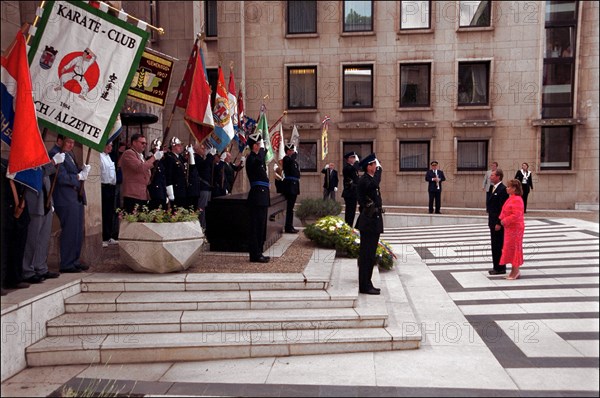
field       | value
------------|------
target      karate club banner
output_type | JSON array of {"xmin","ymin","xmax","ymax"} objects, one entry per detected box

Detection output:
[{"xmin": 27, "ymin": 1, "xmax": 149, "ymax": 151}]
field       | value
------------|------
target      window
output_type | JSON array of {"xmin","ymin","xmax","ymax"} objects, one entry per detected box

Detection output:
[
  {"xmin": 541, "ymin": 126, "xmax": 572, "ymax": 170},
  {"xmin": 205, "ymin": 0, "xmax": 217, "ymax": 37},
  {"xmin": 343, "ymin": 65, "xmax": 373, "ymax": 108},
  {"xmin": 542, "ymin": 1, "xmax": 578, "ymax": 118},
  {"xmin": 400, "ymin": 63, "xmax": 430, "ymax": 107},
  {"xmin": 343, "ymin": 142, "xmax": 373, "ymax": 162},
  {"xmin": 400, "ymin": 1, "xmax": 430, "ymax": 30},
  {"xmin": 343, "ymin": 1, "xmax": 373, "ymax": 32},
  {"xmin": 287, "ymin": 1, "xmax": 317, "ymax": 34},
  {"xmin": 399, "ymin": 141, "xmax": 429, "ymax": 171},
  {"xmin": 288, "ymin": 67, "xmax": 317, "ymax": 109},
  {"xmin": 297, "ymin": 141, "xmax": 317, "ymax": 172},
  {"xmin": 457, "ymin": 140, "xmax": 488, "ymax": 171},
  {"xmin": 459, "ymin": 1, "xmax": 491, "ymax": 28},
  {"xmin": 458, "ymin": 61, "xmax": 490, "ymax": 106}
]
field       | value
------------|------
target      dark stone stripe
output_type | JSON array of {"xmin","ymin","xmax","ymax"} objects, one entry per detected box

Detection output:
[
  {"xmin": 53, "ymin": 377, "xmax": 600, "ymax": 397},
  {"xmin": 454, "ymin": 296, "xmax": 599, "ymax": 306},
  {"xmin": 582, "ymin": 230, "xmax": 599, "ymax": 237},
  {"xmin": 425, "ymin": 256, "xmax": 599, "ymax": 266},
  {"xmin": 557, "ymin": 331, "xmax": 600, "ymax": 340}
]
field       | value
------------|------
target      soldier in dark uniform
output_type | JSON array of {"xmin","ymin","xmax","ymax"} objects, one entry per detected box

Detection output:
[
  {"xmin": 185, "ymin": 144, "xmax": 201, "ymax": 210},
  {"xmin": 356, "ymin": 153, "xmax": 384, "ymax": 295},
  {"xmin": 194, "ymin": 143, "xmax": 216, "ymax": 228},
  {"xmin": 245, "ymin": 132, "xmax": 271, "ymax": 263},
  {"xmin": 163, "ymin": 137, "xmax": 188, "ymax": 209},
  {"xmin": 211, "ymin": 154, "xmax": 227, "ymax": 198},
  {"xmin": 342, "ymin": 151, "xmax": 360, "ymax": 227},
  {"xmin": 147, "ymin": 139, "xmax": 168, "ymax": 210},
  {"xmin": 282, "ymin": 143, "xmax": 300, "ymax": 233}
]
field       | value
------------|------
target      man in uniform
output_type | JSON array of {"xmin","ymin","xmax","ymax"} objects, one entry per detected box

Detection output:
[
  {"xmin": 342, "ymin": 151, "xmax": 360, "ymax": 227},
  {"xmin": 163, "ymin": 137, "xmax": 187, "ymax": 209},
  {"xmin": 282, "ymin": 143, "xmax": 300, "ymax": 233},
  {"xmin": 246, "ymin": 132, "xmax": 271, "ymax": 263},
  {"xmin": 356, "ymin": 153, "xmax": 383, "ymax": 295}
]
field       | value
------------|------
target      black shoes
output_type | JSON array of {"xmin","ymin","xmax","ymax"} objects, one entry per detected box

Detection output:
[
  {"xmin": 76, "ymin": 263, "xmax": 89, "ymax": 271},
  {"xmin": 285, "ymin": 227, "xmax": 299, "ymax": 233},
  {"xmin": 24, "ymin": 275, "xmax": 45, "ymax": 284},
  {"xmin": 61, "ymin": 268, "xmax": 82, "ymax": 273},
  {"xmin": 488, "ymin": 269, "xmax": 506, "ymax": 275},
  {"xmin": 250, "ymin": 256, "xmax": 270, "ymax": 263},
  {"xmin": 42, "ymin": 272, "xmax": 60, "ymax": 279},
  {"xmin": 359, "ymin": 288, "xmax": 381, "ymax": 295}
]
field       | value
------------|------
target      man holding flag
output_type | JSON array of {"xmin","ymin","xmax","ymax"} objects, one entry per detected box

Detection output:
[{"xmin": 282, "ymin": 143, "xmax": 301, "ymax": 233}]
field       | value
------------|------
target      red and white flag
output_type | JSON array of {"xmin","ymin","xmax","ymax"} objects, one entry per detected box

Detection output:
[
  {"xmin": 181, "ymin": 46, "xmax": 214, "ymax": 143},
  {"xmin": 1, "ymin": 31, "xmax": 50, "ymax": 175}
]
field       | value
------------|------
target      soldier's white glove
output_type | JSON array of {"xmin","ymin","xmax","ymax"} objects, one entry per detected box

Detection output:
[
  {"xmin": 78, "ymin": 169, "xmax": 89, "ymax": 181},
  {"xmin": 324, "ymin": 164, "xmax": 329, "ymax": 169},
  {"xmin": 274, "ymin": 163, "xmax": 279, "ymax": 170},
  {"xmin": 354, "ymin": 155, "xmax": 360, "ymax": 164},
  {"xmin": 220, "ymin": 152, "xmax": 227, "ymax": 162},
  {"xmin": 153, "ymin": 150, "xmax": 164, "ymax": 161},
  {"xmin": 83, "ymin": 164, "xmax": 92, "ymax": 174},
  {"xmin": 166, "ymin": 185, "xmax": 175, "ymax": 201},
  {"xmin": 334, "ymin": 187, "xmax": 338, "ymax": 192},
  {"xmin": 259, "ymin": 139, "xmax": 265, "ymax": 149},
  {"xmin": 187, "ymin": 147, "xmax": 196, "ymax": 165},
  {"xmin": 52, "ymin": 152, "xmax": 65, "ymax": 165},
  {"xmin": 209, "ymin": 147, "xmax": 217, "ymax": 156},
  {"xmin": 375, "ymin": 159, "xmax": 381, "ymax": 169}
]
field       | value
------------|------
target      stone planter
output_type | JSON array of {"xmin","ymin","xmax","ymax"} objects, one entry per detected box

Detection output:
[{"xmin": 118, "ymin": 220, "xmax": 204, "ymax": 273}]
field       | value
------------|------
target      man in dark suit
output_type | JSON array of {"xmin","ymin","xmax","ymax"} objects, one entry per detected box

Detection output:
[
  {"xmin": 425, "ymin": 160, "xmax": 446, "ymax": 214},
  {"xmin": 49, "ymin": 135, "xmax": 90, "ymax": 273},
  {"xmin": 356, "ymin": 153, "xmax": 384, "ymax": 295},
  {"xmin": 342, "ymin": 152, "xmax": 360, "ymax": 227},
  {"xmin": 282, "ymin": 143, "xmax": 300, "ymax": 233},
  {"xmin": 321, "ymin": 162, "xmax": 339, "ymax": 201},
  {"xmin": 246, "ymin": 132, "xmax": 271, "ymax": 263},
  {"xmin": 487, "ymin": 168, "xmax": 509, "ymax": 275}
]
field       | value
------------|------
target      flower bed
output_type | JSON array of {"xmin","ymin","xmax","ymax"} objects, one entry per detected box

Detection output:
[{"xmin": 303, "ymin": 216, "xmax": 396, "ymax": 270}]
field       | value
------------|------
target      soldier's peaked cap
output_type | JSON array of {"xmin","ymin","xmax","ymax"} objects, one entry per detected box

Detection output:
[{"xmin": 359, "ymin": 153, "xmax": 377, "ymax": 171}]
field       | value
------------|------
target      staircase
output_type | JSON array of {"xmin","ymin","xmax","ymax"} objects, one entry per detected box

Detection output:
[{"xmin": 26, "ymin": 249, "xmax": 420, "ymax": 366}]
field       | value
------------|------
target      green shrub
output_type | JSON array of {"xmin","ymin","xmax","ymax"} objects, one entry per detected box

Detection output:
[
  {"xmin": 295, "ymin": 198, "xmax": 342, "ymax": 221},
  {"xmin": 117, "ymin": 205, "xmax": 200, "ymax": 223},
  {"xmin": 303, "ymin": 215, "xmax": 396, "ymax": 270}
]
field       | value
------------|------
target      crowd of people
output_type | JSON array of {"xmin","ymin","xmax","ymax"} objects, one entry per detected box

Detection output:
[{"xmin": 1, "ymin": 130, "xmax": 530, "ymax": 295}]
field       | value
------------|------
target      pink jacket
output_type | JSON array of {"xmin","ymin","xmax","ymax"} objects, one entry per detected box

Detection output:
[{"xmin": 119, "ymin": 149, "xmax": 154, "ymax": 200}]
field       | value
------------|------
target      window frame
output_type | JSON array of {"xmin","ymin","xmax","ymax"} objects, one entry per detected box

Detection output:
[
  {"xmin": 343, "ymin": 1, "xmax": 374, "ymax": 33},
  {"xmin": 205, "ymin": 0, "xmax": 218, "ymax": 38},
  {"xmin": 287, "ymin": 66, "xmax": 318, "ymax": 110},
  {"xmin": 458, "ymin": 0, "xmax": 492, "ymax": 29},
  {"xmin": 287, "ymin": 1, "xmax": 318, "ymax": 35},
  {"xmin": 342, "ymin": 64, "xmax": 374, "ymax": 109},
  {"xmin": 541, "ymin": 1, "xmax": 578, "ymax": 119},
  {"xmin": 456, "ymin": 139, "xmax": 489, "ymax": 171},
  {"xmin": 457, "ymin": 60, "xmax": 491, "ymax": 107},
  {"xmin": 399, "ymin": 140, "xmax": 430, "ymax": 171},
  {"xmin": 297, "ymin": 140, "xmax": 318, "ymax": 172},
  {"xmin": 399, "ymin": 62, "xmax": 431, "ymax": 108},
  {"xmin": 399, "ymin": 0, "xmax": 431, "ymax": 30},
  {"xmin": 540, "ymin": 126, "xmax": 573, "ymax": 170}
]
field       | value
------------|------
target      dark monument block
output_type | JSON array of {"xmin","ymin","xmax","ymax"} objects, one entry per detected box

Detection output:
[{"xmin": 205, "ymin": 192, "xmax": 287, "ymax": 252}]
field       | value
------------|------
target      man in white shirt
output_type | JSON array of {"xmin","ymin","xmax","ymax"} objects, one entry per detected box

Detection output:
[{"xmin": 100, "ymin": 142, "xmax": 118, "ymax": 247}]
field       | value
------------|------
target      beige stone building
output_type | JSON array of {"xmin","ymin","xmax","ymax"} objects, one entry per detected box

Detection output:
[{"xmin": 2, "ymin": 1, "xmax": 598, "ymax": 258}]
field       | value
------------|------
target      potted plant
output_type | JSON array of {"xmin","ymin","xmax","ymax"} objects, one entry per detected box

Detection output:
[
  {"xmin": 295, "ymin": 198, "xmax": 342, "ymax": 226},
  {"xmin": 117, "ymin": 205, "xmax": 203, "ymax": 273}
]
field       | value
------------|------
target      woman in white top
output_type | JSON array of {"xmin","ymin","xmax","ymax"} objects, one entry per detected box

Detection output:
[{"xmin": 514, "ymin": 162, "xmax": 534, "ymax": 213}]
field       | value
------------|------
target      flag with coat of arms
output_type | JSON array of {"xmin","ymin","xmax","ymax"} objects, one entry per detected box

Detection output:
[{"xmin": 207, "ymin": 66, "xmax": 235, "ymax": 152}]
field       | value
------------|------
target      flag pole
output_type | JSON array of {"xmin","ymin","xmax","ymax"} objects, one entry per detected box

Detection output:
[
  {"xmin": 162, "ymin": 33, "xmax": 203, "ymax": 143},
  {"xmin": 97, "ymin": 1, "xmax": 165, "ymax": 35},
  {"xmin": 25, "ymin": 1, "xmax": 45, "ymax": 45},
  {"xmin": 268, "ymin": 110, "xmax": 288, "ymax": 134}
]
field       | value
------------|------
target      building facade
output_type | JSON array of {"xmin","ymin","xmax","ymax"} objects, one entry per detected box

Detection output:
[{"xmin": 3, "ymin": 0, "xmax": 599, "ymax": 211}]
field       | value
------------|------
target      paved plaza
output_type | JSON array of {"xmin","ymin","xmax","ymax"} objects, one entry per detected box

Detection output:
[{"xmin": 1, "ymin": 211, "xmax": 598, "ymax": 397}]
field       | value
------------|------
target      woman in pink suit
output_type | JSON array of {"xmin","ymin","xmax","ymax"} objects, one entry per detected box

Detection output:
[{"xmin": 499, "ymin": 179, "xmax": 525, "ymax": 280}]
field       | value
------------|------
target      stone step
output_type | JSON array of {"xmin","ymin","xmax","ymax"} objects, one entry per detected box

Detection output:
[
  {"xmin": 27, "ymin": 327, "xmax": 420, "ymax": 367},
  {"xmin": 65, "ymin": 288, "xmax": 358, "ymax": 313},
  {"xmin": 47, "ymin": 307, "xmax": 388, "ymax": 336}
]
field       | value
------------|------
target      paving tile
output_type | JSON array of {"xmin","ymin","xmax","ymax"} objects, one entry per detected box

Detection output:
[
  {"xmin": 506, "ymin": 368, "xmax": 600, "ymax": 391},
  {"xmin": 160, "ymin": 357, "xmax": 274, "ymax": 384}
]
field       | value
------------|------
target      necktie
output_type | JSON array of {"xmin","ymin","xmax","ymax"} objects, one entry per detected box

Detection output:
[
  {"xmin": 492, "ymin": 185, "xmax": 496, "ymax": 193},
  {"xmin": 489, "ymin": 185, "xmax": 494, "ymax": 193}
]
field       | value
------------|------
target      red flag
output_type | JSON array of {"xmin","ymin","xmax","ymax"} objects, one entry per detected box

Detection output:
[
  {"xmin": 1, "ymin": 31, "xmax": 50, "ymax": 174},
  {"xmin": 183, "ymin": 47, "xmax": 214, "ymax": 143},
  {"xmin": 174, "ymin": 42, "xmax": 199, "ymax": 109},
  {"xmin": 237, "ymin": 89, "xmax": 245, "ymax": 130}
]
